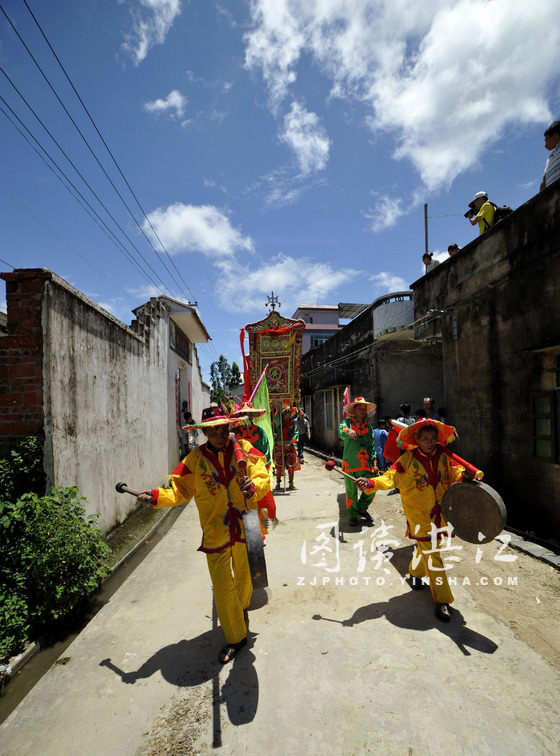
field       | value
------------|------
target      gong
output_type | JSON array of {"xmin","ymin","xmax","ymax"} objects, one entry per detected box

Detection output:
[
  {"xmin": 242, "ymin": 508, "xmax": 269, "ymax": 589},
  {"xmin": 441, "ymin": 481, "xmax": 507, "ymax": 544}
]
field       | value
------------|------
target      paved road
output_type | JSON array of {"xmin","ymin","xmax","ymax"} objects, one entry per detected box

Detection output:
[{"xmin": 2, "ymin": 455, "xmax": 560, "ymax": 755}]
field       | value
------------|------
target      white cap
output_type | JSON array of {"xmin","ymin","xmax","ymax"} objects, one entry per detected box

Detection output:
[{"xmin": 468, "ymin": 190, "xmax": 488, "ymax": 208}]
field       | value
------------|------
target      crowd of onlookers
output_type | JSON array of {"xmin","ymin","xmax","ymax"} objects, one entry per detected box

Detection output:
[
  {"xmin": 423, "ymin": 119, "xmax": 560, "ymax": 273},
  {"xmin": 372, "ymin": 397, "xmax": 444, "ymax": 472}
]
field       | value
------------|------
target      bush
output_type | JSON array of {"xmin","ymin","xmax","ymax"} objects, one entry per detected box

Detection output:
[
  {"xmin": 0, "ymin": 435, "xmax": 46, "ymax": 502},
  {"xmin": 0, "ymin": 487, "xmax": 111, "ymax": 659}
]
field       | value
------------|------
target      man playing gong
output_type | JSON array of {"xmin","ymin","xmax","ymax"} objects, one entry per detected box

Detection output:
[
  {"xmin": 137, "ymin": 406, "xmax": 270, "ymax": 663},
  {"xmin": 356, "ymin": 418, "xmax": 476, "ymax": 622}
]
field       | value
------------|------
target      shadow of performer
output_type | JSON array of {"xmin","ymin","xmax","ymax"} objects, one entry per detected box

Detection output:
[{"xmin": 313, "ymin": 591, "xmax": 498, "ymax": 657}]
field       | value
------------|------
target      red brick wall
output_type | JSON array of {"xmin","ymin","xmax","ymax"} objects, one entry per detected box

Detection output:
[{"xmin": 0, "ymin": 269, "xmax": 51, "ymax": 443}]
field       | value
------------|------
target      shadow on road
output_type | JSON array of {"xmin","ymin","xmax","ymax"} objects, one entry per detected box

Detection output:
[
  {"xmin": 312, "ymin": 589, "xmax": 498, "ymax": 658},
  {"xmin": 99, "ymin": 595, "xmax": 260, "ymax": 747}
]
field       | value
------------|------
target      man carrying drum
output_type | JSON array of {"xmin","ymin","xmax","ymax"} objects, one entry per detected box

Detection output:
[
  {"xmin": 137, "ymin": 406, "xmax": 271, "ymax": 663},
  {"xmin": 355, "ymin": 418, "xmax": 477, "ymax": 622}
]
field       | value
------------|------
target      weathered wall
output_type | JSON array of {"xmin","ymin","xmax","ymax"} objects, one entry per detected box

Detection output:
[
  {"xmin": 301, "ymin": 298, "xmax": 443, "ymax": 454},
  {"xmin": 42, "ymin": 277, "xmax": 170, "ymax": 533},
  {"xmin": 0, "ymin": 269, "xmax": 208, "ymax": 534},
  {"xmin": 411, "ymin": 181, "xmax": 560, "ymax": 536}
]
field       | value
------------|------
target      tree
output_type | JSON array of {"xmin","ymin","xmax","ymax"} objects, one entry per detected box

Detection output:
[{"xmin": 210, "ymin": 355, "xmax": 242, "ymax": 403}]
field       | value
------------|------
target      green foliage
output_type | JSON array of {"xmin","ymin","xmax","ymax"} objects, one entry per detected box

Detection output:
[
  {"xmin": 0, "ymin": 435, "xmax": 46, "ymax": 502},
  {"xmin": 0, "ymin": 487, "xmax": 111, "ymax": 659},
  {"xmin": 210, "ymin": 355, "xmax": 242, "ymax": 403},
  {"xmin": 230, "ymin": 361, "xmax": 242, "ymax": 388}
]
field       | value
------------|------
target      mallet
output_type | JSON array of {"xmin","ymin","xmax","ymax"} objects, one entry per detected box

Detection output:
[
  {"xmin": 324, "ymin": 455, "xmax": 360, "ymax": 482},
  {"xmin": 115, "ymin": 481, "xmax": 141, "ymax": 498}
]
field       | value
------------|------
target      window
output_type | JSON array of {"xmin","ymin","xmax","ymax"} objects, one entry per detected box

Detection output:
[
  {"xmin": 531, "ymin": 391, "xmax": 559, "ymax": 462},
  {"xmin": 170, "ymin": 322, "xmax": 191, "ymax": 361},
  {"xmin": 311, "ymin": 335, "xmax": 330, "ymax": 348}
]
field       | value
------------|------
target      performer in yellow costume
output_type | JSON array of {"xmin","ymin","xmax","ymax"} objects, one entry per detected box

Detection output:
[
  {"xmin": 137, "ymin": 406, "xmax": 271, "ymax": 663},
  {"xmin": 356, "ymin": 418, "xmax": 477, "ymax": 622}
]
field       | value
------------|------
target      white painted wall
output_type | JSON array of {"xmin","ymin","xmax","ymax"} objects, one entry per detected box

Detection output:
[{"xmin": 41, "ymin": 277, "xmax": 207, "ymax": 534}]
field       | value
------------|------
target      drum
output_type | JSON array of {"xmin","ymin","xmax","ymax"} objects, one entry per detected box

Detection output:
[
  {"xmin": 242, "ymin": 509, "xmax": 269, "ymax": 589},
  {"xmin": 441, "ymin": 481, "xmax": 507, "ymax": 544}
]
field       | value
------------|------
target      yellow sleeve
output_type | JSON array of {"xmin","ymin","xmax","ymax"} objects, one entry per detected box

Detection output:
[
  {"xmin": 369, "ymin": 468, "xmax": 397, "ymax": 490},
  {"xmin": 151, "ymin": 453, "xmax": 196, "ymax": 509}
]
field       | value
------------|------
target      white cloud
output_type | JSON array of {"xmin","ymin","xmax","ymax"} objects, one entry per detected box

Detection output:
[
  {"xmin": 363, "ymin": 192, "xmax": 407, "ymax": 232},
  {"xmin": 369, "ymin": 272, "xmax": 410, "ymax": 295},
  {"xmin": 122, "ymin": 0, "xmax": 181, "ymax": 66},
  {"xmin": 279, "ymin": 101, "xmax": 331, "ymax": 175},
  {"xmin": 214, "ymin": 253, "xmax": 359, "ymax": 313},
  {"xmin": 244, "ymin": 0, "xmax": 560, "ymax": 191},
  {"xmin": 144, "ymin": 89, "xmax": 188, "ymax": 119},
  {"xmin": 143, "ymin": 203, "xmax": 254, "ymax": 257}
]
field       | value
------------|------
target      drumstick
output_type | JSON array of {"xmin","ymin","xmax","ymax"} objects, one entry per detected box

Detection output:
[
  {"xmin": 437, "ymin": 445, "xmax": 483, "ymax": 479},
  {"xmin": 229, "ymin": 434, "xmax": 250, "ymax": 510},
  {"xmin": 324, "ymin": 456, "xmax": 359, "ymax": 482}
]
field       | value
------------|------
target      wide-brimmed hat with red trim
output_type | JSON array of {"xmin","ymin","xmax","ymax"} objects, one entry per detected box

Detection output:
[
  {"xmin": 344, "ymin": 396, "xmax": 377, "ymax": 415},
  {"xmin": 230, "ymin": 401, "xmax": 267, "ymax": 418},
  {"xmin": 398, "ymin": 417, "xmax": 458, "ymax": 448},
  {"xmin": 281, "ymin": 398, "xmax": 297, "ymax": 415},
  {"xmin": 187, "ymin": 406, "xmax": 248, "ymax": 430}
]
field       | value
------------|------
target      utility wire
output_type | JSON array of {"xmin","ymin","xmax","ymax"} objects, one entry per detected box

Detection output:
[
  {"xmin": 16, "ymin": 0, "xmax": 199, "ymax": 305},
  {"xmin": 0, "ymin": 255, "xmax": 16, "ymax": 269},
  {"xmin": 0, "ymin": 71, "xmax": 175, "ymax": 297},
  {"xmin": 0, "ymin": 182, "xmax": 136, "ymax": 300},
  {"xmin": 1, "ymin": 1, "xmax": 213, "ymax": 352},
  {"xmin": 0, "ymin": 96, "xmax": 168, "ymax": 295},
  {"xmin": 301, "ymin": 312, "xmax": 443, "ymax": 378}
]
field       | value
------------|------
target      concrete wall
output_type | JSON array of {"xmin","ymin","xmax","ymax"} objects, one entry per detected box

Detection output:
[
  {"xmin": 41, "ymin": 277, "xmax": 170, "ymax": 533},
  {"xmin": 301, "ymin": 296, "xmax": 443, "ymax": 454},
  {"xmin": 411, "ymin": 181, "xmax": 560, "ymax": 537},
  {"xmin": 0, "ymin": 269, "xmax": 210, "ymax": 534}
]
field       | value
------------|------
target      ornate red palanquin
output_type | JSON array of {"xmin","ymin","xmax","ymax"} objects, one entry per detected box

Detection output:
[{"xmin": 241, "ymin": 310, "xmax": 305, "ymax": 410}]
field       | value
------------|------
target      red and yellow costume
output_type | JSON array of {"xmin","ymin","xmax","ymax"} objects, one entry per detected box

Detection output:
[
  {"xmin": 150, "ymin": 437, "xmax": 270, "ymax": 644},
  {"xmin": 273, "ymin": 409, "xmax": 300, "ymax": 482},
  {"xmin": 369, "ymin": 434, "xmax": 466, "ymax": 605}
]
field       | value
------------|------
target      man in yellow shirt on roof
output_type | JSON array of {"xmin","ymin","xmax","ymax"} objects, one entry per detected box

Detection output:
[{"xmin": 466, "ymin": 190, "xmax": 495, "ymax": 235}]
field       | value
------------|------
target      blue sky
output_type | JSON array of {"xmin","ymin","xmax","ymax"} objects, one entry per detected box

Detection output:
[{"xmin": 1, "ymin": 0, "xmax": 559, "ymax": 380}]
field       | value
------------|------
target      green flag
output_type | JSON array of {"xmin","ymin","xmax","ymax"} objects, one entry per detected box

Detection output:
[{"xmin": 251, "ymin": 376, "xmax": 275, "ymax": 474}]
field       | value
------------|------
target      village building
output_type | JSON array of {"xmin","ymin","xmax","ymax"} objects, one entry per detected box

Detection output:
[
  {"xmin": 0, "ymin": 269, "xmax": 210, "ymax": 534},
  {"xmin": 301, "ymin": 181, "xmax": 560, "ymax": 542}
]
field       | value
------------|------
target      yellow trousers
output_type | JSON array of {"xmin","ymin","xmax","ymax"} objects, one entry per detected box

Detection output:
[
  {"xmin": 409, "ymin": 541, "xmax": 455, "ymax": 605},
  {"xmin": 206, "ymin": 541, "xmax": 252, "ymax": 644}
]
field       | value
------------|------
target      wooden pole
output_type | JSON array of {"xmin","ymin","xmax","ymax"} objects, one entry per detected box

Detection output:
[{"xmin": 424, "ymin": 203, "xmax": 428, "ymax": 255}]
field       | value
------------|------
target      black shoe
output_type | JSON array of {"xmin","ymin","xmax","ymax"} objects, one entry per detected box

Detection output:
[
  {"xmin": 387, "ymin": 489, "xmax": 400, "ymax": 496},
  {"xmin": 219, "ymin": 637, "xmax": 247, "ymax": 664},
  {"xmin": 435, "ymin": 603, "xmax": 451, "ymax": 622},
  {"xmin": 349, "ymin": 517, "xmax": 359, "ymax": 526}
]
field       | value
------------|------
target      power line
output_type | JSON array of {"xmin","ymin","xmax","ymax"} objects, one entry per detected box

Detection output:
[
  {"xmin": 14, "ymin": 0, "xmax": 199, "ymax": 305},
  {"xmin": 0, "ymin": 72, "xmax": 176, "ymax": 296},
  {"xmin": 0, "ymin": 255, "xmax": 16, "ymax": 269},
  {"xmin": 0, "ymin": 96, "xmax": 168, "ymax": 294},
  {"xmin": 0, "ymin": 1, "xmax": 212, "ymax": 349},
  {"xmin": 0, "ymin": 182, "xmax": 135, "ymax": 300}
]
